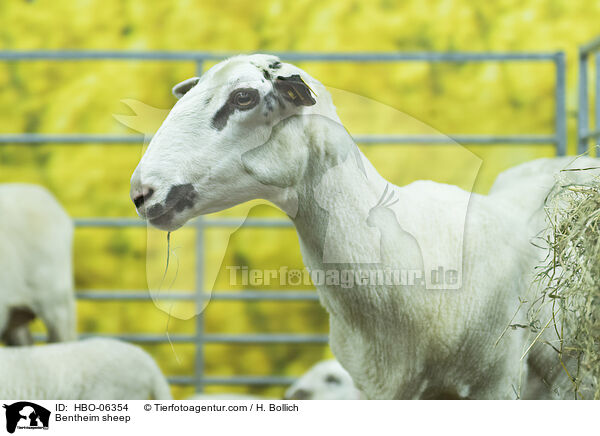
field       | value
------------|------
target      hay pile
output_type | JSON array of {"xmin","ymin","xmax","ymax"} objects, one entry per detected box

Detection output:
[{"xmin": 530, "ymin": 166, "xmax": 600, "ymax": 399}]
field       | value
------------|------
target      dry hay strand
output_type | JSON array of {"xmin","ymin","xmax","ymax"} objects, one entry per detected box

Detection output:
[{"xmin": 530, "ymin": 165, "xmax": 600, "ymax": 399}]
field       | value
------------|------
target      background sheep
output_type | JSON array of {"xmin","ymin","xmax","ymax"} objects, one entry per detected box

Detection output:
[
  {"xmin": 189, "ymin": 359, "xmax": 363, "ymax": 400},
  {"xmin": 0, "ymin": 338, "xmax": 172, "ymax": 400},
  {"xmin": 284, "ymin": 359, "xmax": 364, "ymax": 400},
  {"xmin": 0, "ymin": 184, "xmax": 76, "ymax": 345}
]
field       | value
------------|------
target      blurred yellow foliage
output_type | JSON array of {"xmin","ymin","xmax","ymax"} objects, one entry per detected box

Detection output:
[{"xmin": 0, "ymin": 0, "xmax": 599, "ymax": 399}]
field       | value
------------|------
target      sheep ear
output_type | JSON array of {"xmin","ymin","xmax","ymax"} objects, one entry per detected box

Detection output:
[
  {"xmin": 242, "ymin": 117, "xmax": 308, "ymax": 188},
  {"xmin": 274, "ymin": 75, "xmax": 316, "ymax": 106},
  {"xmin": 172, "ymin": 77, "xmax": 200, "ymax": 99}
]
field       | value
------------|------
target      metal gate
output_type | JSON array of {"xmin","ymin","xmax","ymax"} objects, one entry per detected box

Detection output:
[
  {"xmin": 0, "ymin": 49, "xmax": 569, "ymax": 392},
  {"xmin": 578, "ymin": 36, "xmax": 600, "ymax": 154}
]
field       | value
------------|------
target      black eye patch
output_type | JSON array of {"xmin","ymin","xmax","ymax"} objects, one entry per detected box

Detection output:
[{"xmin": 211, "ymin": 88, "xmax": 260, "ymax": 131}]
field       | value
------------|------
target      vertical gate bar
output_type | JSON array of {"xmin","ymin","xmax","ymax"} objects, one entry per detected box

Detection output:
[
  {"xmin": 194, "ymin": 59, "xmax": 206, "ymax": 393},
  {"xmin": 555, "ymin": 52, "xmax": 567, "ymax": 156},
  {"xmin": 595, "ymin": 53, "xmax": 600, "ymax": 153},
  {"xmin": 578, "ymin": 51, "xmax": 589, "ymax": 155}
]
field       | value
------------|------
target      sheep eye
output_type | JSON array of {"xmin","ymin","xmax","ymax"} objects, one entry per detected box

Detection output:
[
  {"xmin": 231, "ymin": 88, "xmax": 258, "ymax": 109},
  {"xmin": 325, "ymin": 375, "xmax": 341, "ymax": 385}
]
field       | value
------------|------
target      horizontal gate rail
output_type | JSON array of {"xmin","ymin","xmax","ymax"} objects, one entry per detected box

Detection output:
[
  {"xmin": 33, "ymin": 333, "xmax": 328, "ymax": 345},
  {"xmin": 0, "ymin": 50, "xmax": 559, "ymax": 62},
  {"xmin": 76, "ymin": 291, "xmax": 319, "ymax": 302},
  {"xmin": 580, "ymin": 36, "xmax": 600, "ymax": 57},
  {"xmin": 0, "ymin": 133, "xmax": 557, "ymax": 145},
  {"xmin": 72, "ymin": 217, "xmax": 294, "ymax": 228},
  {"xmin": 169, "ymin": 375, "xmax": 297, "ymax": 386}
]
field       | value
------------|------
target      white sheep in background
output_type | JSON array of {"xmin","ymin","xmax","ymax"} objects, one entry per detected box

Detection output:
[
  {"xmin": 285, "ymin": 359, "xmax": 364, "ymax": 400},
  {"xmin": 489, "ymin": 156, "xmax": 600, "ymax": 399},
  {"xmin": 130, "ymin": 54, "xmax": 538, "ymax": 399},
  {"xmin": 0, "ymin": 184, "xmax": 76, "ymax": 345},
  {"xmin": 0, "ymin": 338, "xmax": 172, "ymax": 400},
  {"xmin": 188, "ymin": 360, "xmax": 362, "ymax": 401}
]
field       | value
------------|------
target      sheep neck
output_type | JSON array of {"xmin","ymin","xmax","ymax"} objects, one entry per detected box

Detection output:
[{"xmin": 289, "ymin": 138, "xmax": 416, "ymax": 327}]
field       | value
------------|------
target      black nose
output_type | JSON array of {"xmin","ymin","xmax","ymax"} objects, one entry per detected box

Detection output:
[
  {"xmin": 132, "ymin": 187, "xmax": 154, "ymax": 208},
  {"xmin": 288, "ymin": 389, "xmax": 311, "ymax": 400}
]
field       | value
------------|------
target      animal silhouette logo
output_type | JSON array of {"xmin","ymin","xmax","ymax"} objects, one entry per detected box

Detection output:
[
  {"xmin": 366, "ymin": 184, "xmax": 424, "ymax": 274},
  {"xmin": 2, "ymin": 402, "xmax": 50, "ymax": 434}
]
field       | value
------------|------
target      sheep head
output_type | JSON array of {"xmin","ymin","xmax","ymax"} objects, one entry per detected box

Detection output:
[
  {"xmin": 130, "ymin": 54, "xmax": 339, "ymax": 231},
  {"xmin": 284, "ymin": 359, "xmax": 363, "ymax": 400}
]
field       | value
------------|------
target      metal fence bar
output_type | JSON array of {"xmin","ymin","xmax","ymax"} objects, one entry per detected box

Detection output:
[
  {"xmin": 578, "ymin": 50, "xmax": 589, "ymax": 154},
  {"xmin": 193, "ymin": 60, "xmax": 206, "ymax": 394},
  {"xmin": 196, "ymin": 376, "xmax": 297, "ymax": 386},
  {"xmin": 555, "ymin": 52, "xmax": 567, "ymax": 156},
  {"xmin": 72, "ymin": 217, "xmax": 294, "ymax": 228},
  {"xmin": 76, "ymin": 292, "xmax": 194, "ymax": 300},
  {"xmin": 576, "ymin": 38, "xmax": 600, "ymax": 154},
  {"xmin": 0, "ymin": 134, "xmax": 146, "ymax": 143},
  {"xmin": 168, "ymin": 375, "xmax": 297, "ymax": 386},
  {"xmin": 33, "ymin": 333, "xmax": 328, "ymax": 344},
  {"xmin": 596, "ymin": 53, "xmax": 600, "ymax": 147},
  {"xmin": 74, "ymin": 217, "xmax": 147, "ymax": 227},
  {"xmin": 581, "ymin": 36, "xmax": 600, "ymax": 56},
  {"xmin": 207, "ymin": 291, "xmax": 319, "ymax": 302},
  {"xmin": 355, "ymin": 134, "xmax": 557, "ymax": 145},
  {"xmin": 0, "ymin": 50, "xmax": 559, "ymax": 62},
  {"xmin": 166, "ymin": 376, "xmax": 196, "ymax": 386},
  {"xmin": 76, "ymin": 291, "xmax": 320, "ymax": 301},
  {"xmin": 30, "ymin": 333, "xmax": 191, "ymax": 343},
  {"xmin": 581, "ymin": 130, "xmax": 600, "ymax": 141},
  {"xmin": 202, "ymin": 218, "xmax": 293, "ymax": 228},
  {"xmin": 0, "ymin": 133, "xmax": 557, "ymax": 145},
  {"xmin": 194, "ymin": 215, "xmax": 205, "ymax": 393},
  {"xmin": 204, "ymin": 334, "xmax": 329, "ymax": 344}
]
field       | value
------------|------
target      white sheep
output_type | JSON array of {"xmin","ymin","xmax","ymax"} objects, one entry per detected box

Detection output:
[
  {"xmin": 0, "ymin": 184, "xmax": 76, "ymax": 345},
  {"xmin": 189, "ymin": 360, "xmax": 362, "ymax": 401},
  {"xmin": 284, "ymin": 359, "xmax": 364, "ymax": 400},
  {"xmin": 0, "ymin": 338, "xmax": 172, "ymax": 400},
  {"xmin": 130, "ymin": 54, "xmax": 537, "ymax": 399}
]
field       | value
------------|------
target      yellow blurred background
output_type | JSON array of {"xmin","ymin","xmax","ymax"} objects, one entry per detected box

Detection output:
[{"xmin": 0, "ymin": 0, "xmax": 599, "ymax": 399}]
